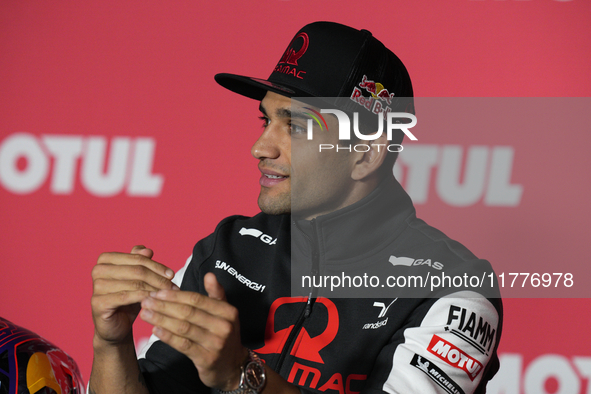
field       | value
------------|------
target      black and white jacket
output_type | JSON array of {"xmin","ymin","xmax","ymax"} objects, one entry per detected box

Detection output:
[{"xmin": 139, "ymin": 176, "xmax": 502, "ymax": 394}]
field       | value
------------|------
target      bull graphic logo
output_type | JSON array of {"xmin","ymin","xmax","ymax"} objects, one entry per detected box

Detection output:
[
  {"xmin": 278, "ymin": 32, "xmax": 310, "ymax": 66},
  {"xmin": 255, "ymin": 297, "xmax": 339, "ymax": 364},
  {"xmin": 358, "ymin": 75, "xmax": 395, "ymax": 105}
]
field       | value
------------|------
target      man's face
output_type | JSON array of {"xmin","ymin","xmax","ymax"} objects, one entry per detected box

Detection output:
[{"xmin": 252, "ymin": 92, "xmax": 356, "ymax": 219}]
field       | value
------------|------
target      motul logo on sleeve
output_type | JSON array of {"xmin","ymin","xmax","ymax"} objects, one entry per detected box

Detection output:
[{"xmin": 428, "ymin": 335, "xmax": 483, "ymax": 381}]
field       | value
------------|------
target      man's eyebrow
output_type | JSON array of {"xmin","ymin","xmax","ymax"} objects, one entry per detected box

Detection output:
[
  {"xmin": 286, "ymin": 108, "xmax": 309, "ymax": 121},
  {"xmin": 258, "ymin": 103, "xmax": 307, "ymax": 120},
  {"xmin": 276, "ymin": 108, "xmax": 292, "ymax": 119}
]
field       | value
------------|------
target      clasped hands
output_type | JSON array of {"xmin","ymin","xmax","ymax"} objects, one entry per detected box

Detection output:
[{"xmin": 91, "ymin": 245, "xmax": 248, "ymax": 391}]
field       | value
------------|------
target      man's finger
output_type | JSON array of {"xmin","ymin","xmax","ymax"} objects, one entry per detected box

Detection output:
[
  {"xmin": 92, "ymin": 291, "xmax": 152, "ymax": 317},
  {"xmin": 140, "ymin": 307, "xmax": 235, "ymax": 360},
  {"xmin": 92, "ymin": 264, "xmax": 179, "ymax": 291},
  {"xmin": 93, "ymin": 278, "xmax": 163, "ymax": 295},
  {"xmin": 97, "ymin": 252, "xmax": 174, "ymax": 280},
  {"xmin": 140, "ymin": 307, "xmax": 216, "ymax": 349},
  {"xmin": 204, "ymin": 272, "xmax": 226, "ymax": 301},
  {"xmin": 140, "ymin": 296, "xmax": 232, "ymax": 335},
  {"xmin": 147, "ymin": 324, "xmax": 210, "ymax": 365},
  {"xmin": 149, "ymin": 290, "xmax": 237, "ymax": 322},
  {"xmin": 131, "ymin": 245, "xmax": 154, "ymax": 259}
]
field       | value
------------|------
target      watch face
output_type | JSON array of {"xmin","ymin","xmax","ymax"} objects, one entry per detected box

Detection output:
[{"xmin": 244, "ymin": 361, "xmax": 266, "ymax": 390}]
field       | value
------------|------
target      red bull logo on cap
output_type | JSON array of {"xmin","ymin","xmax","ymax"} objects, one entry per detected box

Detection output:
[
  {"xmin": 359, "ymin": 75, "xmax": 395, "ymax": 105},
  {"xmin": 350, "ymin": 75, "xmax": 396, "ymax": 119}
]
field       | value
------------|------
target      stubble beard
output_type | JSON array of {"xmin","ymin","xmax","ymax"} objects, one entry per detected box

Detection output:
[{"xmin": 258, "ymin": 189, "xmax": 291, "ymax": 215}]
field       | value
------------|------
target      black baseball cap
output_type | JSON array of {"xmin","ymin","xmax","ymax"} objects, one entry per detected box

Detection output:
[{"xmin": 215, "ymin": 21, "xmax": 413, "ymax": 104}]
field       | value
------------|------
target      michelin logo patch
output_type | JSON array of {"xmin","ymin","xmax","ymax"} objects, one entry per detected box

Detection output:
[{"xmin": 411, "ymin": 354, "xmax": 465, "ymax": 394}]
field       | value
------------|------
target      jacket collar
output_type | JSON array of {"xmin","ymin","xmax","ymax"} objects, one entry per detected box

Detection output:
[{"xmin": 293, "ymin": 175, "xmax": 416, "ymax": 262}]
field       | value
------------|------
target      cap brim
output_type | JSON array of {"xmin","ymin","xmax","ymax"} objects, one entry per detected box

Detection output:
[{"xmin": 215, "ymin": 73, "xmax": 312, "ymax": 100}]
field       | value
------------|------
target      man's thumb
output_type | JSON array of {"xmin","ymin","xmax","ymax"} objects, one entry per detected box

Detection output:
[{"xmin": 204, "ymin": 272, "xmax": 226, "ymax": 301}]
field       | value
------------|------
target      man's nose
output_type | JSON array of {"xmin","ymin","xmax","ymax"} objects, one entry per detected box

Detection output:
[{"xmin": 251, "ymin": 126, "xmax": 281, "ymax": 160}]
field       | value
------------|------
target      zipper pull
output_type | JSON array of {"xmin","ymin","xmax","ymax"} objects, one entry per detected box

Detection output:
[{"xmin": 304, "ymin": 291, "xmax": 313, "ymax": 317}]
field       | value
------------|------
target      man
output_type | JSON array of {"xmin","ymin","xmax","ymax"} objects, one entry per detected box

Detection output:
[{"xmin": 90, "ymin": 22, "xmax": 502, "ymax": 394}]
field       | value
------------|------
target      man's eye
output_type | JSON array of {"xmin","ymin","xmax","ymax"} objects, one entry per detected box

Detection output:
[
  {"xmin": 290, "ymin": 123, "xmax": 306, "ymax": 135},
  {"xmin": 259, "ymin": 116, "xmax": 270, "ymax": 128}
]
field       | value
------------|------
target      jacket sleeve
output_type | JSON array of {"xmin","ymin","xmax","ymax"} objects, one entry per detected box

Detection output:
[{"xmin": 360, "ymin": 291, "xmax": 502, "ymax": 394}]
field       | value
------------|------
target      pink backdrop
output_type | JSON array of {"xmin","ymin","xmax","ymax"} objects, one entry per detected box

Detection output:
[{"xmin": 1, "ymin": 1, "xmax": 590, "ymax": 393}]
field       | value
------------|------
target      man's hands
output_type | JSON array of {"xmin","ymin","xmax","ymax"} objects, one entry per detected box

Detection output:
[
  {"xmin": 90, "ymin": 246, "xmax": 300, "ymax": 394},
  {"xmin": 91, "ymin": 246, "xmax": 246, "ymax": 390},
  {"xmin": 139, "ymin": 272, "xmax": 248, "ymax": 391},
  {"xmin": 91, "ymin": 245, "xmax": 179, "ymax": 347}
]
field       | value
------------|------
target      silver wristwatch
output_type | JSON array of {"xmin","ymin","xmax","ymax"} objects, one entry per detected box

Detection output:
[{"xmin": 217, "ymin": 349, "xmax": 267, "ymax": 394}]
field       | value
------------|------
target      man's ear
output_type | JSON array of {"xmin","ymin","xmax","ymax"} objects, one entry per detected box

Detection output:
[{"xmin": 351, "ymin": 134, "xmax": 389, "ymax": 181}]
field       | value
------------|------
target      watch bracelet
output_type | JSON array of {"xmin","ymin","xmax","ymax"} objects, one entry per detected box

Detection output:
[{"xmin": 216, "ymin": 349, "xmax": 265, "ymax": 394}]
